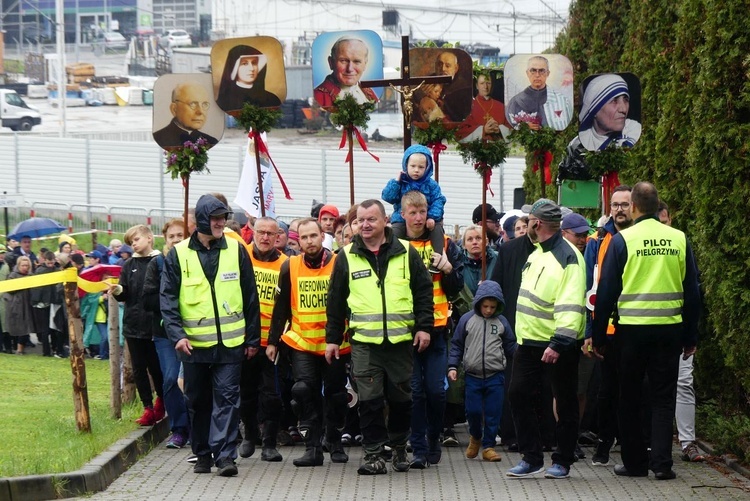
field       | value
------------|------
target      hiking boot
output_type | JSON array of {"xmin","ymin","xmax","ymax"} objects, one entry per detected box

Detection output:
[
  {"xmin": 544, "ymin": 463, "xmax": 570, "ymax": 479},
  {"xmin": 239, "ymin": 439, "xmax": 256, "ymax": 458},
  {"xmin": 193, "ymin": 455, "xmax": 212, "ymax": 474},
  {"xmin": 392, "ymin": 447, "xmax": 410, "ymax": 472},
  {"xmin": 655, "ymin": 470, "xmax": 677, "ymax": 480},
  {"xmin": 410, "ymin": 455, "xmax": 429, "ymax": 469},
  {"xmin": 135, "ymin": 406, "xmax": 156, "ymax": 426},
  {"xmin": 427, "ymin": 437, "xmax": 442, "ymax": 465},
  {"xmin": 507, "ymin": 460, "xmax": 544, "ymax": 477},
  {"xmin": 482, "ymin": 448, "xmax": 502, "ymax": 462},
  {"xmin": 681, "ymin": 442, "xmax": 705, "ymax": 462},
  {"xmin": 153, "ymin": 397, "xmax": 166, "ymax": 422},
  {"xmin": 592, "ymin": 439, "xmax": 612, "ymax": 466},
  {"xmin": 357, "ymin": 453, "xmax": 387, "ymax": 475},
  {"xmin": 166, "ymin": 432, "xmax": 187, "ymax": 449},
  {"xmin": 261, "ymin": 447, "xmax": 282, "ymax": 462},
  {"xmin": 442, "ymin": 429, "xmax": 459, "ymax": 447},
  {"xmin": 466, "ymin": 436, "xmax": 481, "ymax": 459},
  {"xmin": 215, "ymin": 458, "xmax": 238, "ymax": 477},
  {"xmin": 293, "ymin": 446, "xmax": 324, "ymax": 467},
  {"xmin": 325, "ymin": 440, "xmax": 349, "ymax": 463}
]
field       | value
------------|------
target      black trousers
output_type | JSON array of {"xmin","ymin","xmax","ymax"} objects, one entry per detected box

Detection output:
[
  {"xmin": 289, "ymin": 349, "xmax": 349, "ymax": 441},
  {"xmin": 125, "ymin": 337, "xmax": 164, "ymax": 408},
  {"xmin": 183, "ymin": 360, "xmax": 242, "ymax": 463},
  {"xmin": 240, "ymin": 346, "xmax": 284, "ymax": 447},
  {"xmin": 509, "ymin": 344, "xmax": 579, "ymax": 468},
  {"xmin": 616, "ymin": 325, "xmax": 682, "ymax": 474},
  {"xmin": 596, "ymin": 338, "xmax": 619, "ymax": 445},
  {"xmin": 32, "ymin": 306, "xmax": 51, "ymax": 356}
]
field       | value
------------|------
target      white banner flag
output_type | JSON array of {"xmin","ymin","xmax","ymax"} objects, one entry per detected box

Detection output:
[{"xmin": 234, "ymin": 132, "xmax": 276, "ymax": 218}]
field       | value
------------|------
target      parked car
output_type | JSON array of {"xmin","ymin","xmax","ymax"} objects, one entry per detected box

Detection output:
[
  {"xmin": 159, "ymin": 30, "xmax": 192, "ymax": 49},
  {"xmin": 92, "ymin": 31, "xmax": 128, "ymax": 50}
]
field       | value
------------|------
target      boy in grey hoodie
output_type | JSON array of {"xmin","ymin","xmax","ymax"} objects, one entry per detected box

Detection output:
[{"xmin": 448, "ymin": 280, "xmax": 516, "ymax": 461}]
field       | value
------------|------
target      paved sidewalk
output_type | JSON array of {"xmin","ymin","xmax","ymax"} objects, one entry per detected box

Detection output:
[{"xmin": 83, "ymin": 426, "xmax": 750, "ymax": 500}]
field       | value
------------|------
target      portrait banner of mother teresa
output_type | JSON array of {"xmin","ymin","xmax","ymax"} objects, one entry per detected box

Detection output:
[
  {"xmin": 210, "ymin": 36, "xmax": 287, "ymax": 114},
  {"xmin": 577, "ymin": 73, "xmax": 642, "ymax": 151}
]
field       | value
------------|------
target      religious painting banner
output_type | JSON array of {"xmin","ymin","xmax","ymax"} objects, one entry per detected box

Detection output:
[
  {"xmin": 312, "ymin": 30, "xmax": 384, "ymax": 110},
  {"xmin": 504, "ymin": 54, "xmax": 574, "ymax": 131},
  {"xmin": 409, "ymin": 47, "xmax": 473, "ymax": 125},
  {"xmin": 152, "ymin": 73, "xmax": 225, "ymax": 150},
  {"xmin": 210, "ymin": 36, "xmax": 287, "ymax": 114},
  {"xmin": 577, "ymin": 72, "xmax": 642, "ymax": 151},
  {"xmin": 456, "ymin": 69, "xmax": 512, "ymax": 143}
]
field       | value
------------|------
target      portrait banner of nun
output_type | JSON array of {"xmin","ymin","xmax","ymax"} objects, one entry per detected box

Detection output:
[
  {"xmin": 152, "ymin": 73, "xmax": 225, "ymax": 150},
  {"xmin": 578, "ymin": 73, "xmax": 642, "ymax": 151},
  {"xmin": 210, "ymin": 36, "xmax": 287, "ymax": 114}
]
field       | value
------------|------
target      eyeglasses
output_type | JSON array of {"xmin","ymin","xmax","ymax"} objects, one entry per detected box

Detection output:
[
  {"xmin": 610, "ymin": 202, "xmax": 631, "ymax": 210},
  {"xmin": 527, "ymin": 68, "xmax": 548, "ymax": 75},
  {"xmin": 255, "ymin": 230, "xmax": 277, "ymax": 238},
  {"xmin": 174, "ymin": 100, "xmax": 210, "ymax": 111}
]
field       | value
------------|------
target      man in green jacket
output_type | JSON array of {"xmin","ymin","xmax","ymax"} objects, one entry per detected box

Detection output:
[{"xmin": 506, "ymin": 199, "xmax": 586, "ymax": 480}]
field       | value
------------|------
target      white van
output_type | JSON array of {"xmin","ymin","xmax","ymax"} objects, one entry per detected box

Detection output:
[{"xmin": 0, "ymin": 89, "xmax": 42, "ymax": 131}]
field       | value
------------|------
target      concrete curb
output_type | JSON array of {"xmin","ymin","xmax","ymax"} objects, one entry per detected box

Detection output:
[
  {"xmin": 0, "ymin": 419, "xmax": 169, "ymax": 501},
  {"xmin": 696, "ymin": 438, "xmax": 750, "ymax": 479}
]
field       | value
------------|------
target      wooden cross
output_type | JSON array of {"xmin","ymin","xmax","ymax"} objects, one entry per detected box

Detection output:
[{"xmin": 360, "ymin": 35, "xmax": 452, "ymax": 149}]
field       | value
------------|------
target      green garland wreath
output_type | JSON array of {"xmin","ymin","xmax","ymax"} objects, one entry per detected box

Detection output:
[
  {"xmin": 510, "ymin": 122, "xmax": 559, "ymax": 152},
  {"xmin": 585, "ymin": 143, "xmax": 632, "ymax": 178},
  {"xmin": 235, "ymin": 102, "xmax": 283, "ymax": 134},
  {"xmin": 412, "ymin": 119, "xmax": 456, "ymax": 146},
  {"xmin": 329, "ymin": 93, "xmax": 375, "ymax": 129},
  {"xmin": 164, "ymin": 137, "xmax": 210, "ymax": 180},
  {"xmin": 457, "ymin": 138, "xmax": 510, "ymax": 176}
]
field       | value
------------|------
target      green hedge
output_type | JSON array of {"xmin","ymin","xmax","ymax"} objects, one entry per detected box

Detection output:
[{"xmin": 522, "ymin": 0, "xmax": 750, "ymax": 461}]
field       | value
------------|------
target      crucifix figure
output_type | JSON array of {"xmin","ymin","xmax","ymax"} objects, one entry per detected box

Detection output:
[
  {"xmin": 389, "ymin": 81, "xmax": 424, "ymax": 126},
  {"xmin": 361, "ymin": 35, "xmax": 451, "ymax": 149}
]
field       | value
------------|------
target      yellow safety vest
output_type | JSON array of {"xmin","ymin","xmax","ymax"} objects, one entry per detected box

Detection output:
[
  {"xmin": 408, "ymin": 236, "xmax": 449, "ymax": 328},
  {"xmin": 344, "ymin": 240, "xmax": 415, "ymax": 344},
  {"xmin": 617, "ymin": 218, "xmax": 686, "ymax": 325},
  {"xmin": 282, "ymin": 254, "xmax": 351, "ymax": 355},
  {"xmin": 174, "ymin": 238, "xmax": 245, "ymax": 349},
  {"xmin": 249, "ymin": 245, "xmax": 287, "ymax": 347}
]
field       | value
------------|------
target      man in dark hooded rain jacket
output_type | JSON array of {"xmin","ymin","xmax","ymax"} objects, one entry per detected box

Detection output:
[{"xmin": 161, "ymin": 194, "xmax": 261, "ymax": 477}]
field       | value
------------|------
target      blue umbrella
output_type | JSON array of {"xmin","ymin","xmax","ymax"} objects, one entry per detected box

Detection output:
[{"xmin": 8, "ymin": 217, "xmax": 67, "ymax": 241}]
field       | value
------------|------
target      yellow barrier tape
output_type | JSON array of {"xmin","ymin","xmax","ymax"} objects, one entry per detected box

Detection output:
[{"xmin": 0, "ymin": 269, "xmax": 118, "ymax": 294}]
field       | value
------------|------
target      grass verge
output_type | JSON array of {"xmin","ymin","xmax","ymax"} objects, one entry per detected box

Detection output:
[{"xmin": 0, "ymin": 354, "xmax": 142, "ymax": 477}]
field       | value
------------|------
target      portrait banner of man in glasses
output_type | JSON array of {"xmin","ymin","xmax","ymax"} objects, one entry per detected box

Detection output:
[
  {"xmin": 504, "ymin": 54, "xmax": 574, "ymax": 131},
  {"xmin": 152, "ymin": 73, "xmax": 225, "ymax": 150}
]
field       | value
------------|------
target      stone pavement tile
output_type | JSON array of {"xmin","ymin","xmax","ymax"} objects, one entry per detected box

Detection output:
[{"xmin": 81, "ymin": 426, "xmax": 750, "ymax": 500}]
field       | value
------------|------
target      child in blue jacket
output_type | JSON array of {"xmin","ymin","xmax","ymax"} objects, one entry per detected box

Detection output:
[
  {"xmin": 382, "ymin": 144, "xmax": 447, "ymax": 270},
  {"xmin": 448, "ymin": 280, "xmax": 516, "ymax": 462}
]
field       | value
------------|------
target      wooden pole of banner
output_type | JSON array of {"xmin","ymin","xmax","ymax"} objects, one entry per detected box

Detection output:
[
  {"xmin": 253, "ymin": 134, "xmax": 266, "ymax": 217},
  {"xmin": 347, "ymin": 127, "xmax": 355, "ymax": 206},
  {"xmin": 182, "ymin": 174, "xmax": 190, "ymax": 236},
  {"xmin": 108, "ymin": 293, "xmax": 122, "ymax": 419},
  {"xmin": 122, "ymin": 339, "xmax": 136, "ymax": 403},
  {"xmin": 481, "ymin": 186, "xmax": 487, "ymax": 282},
  {"xmin": 63, "ymin": 280, "xmax": 91, "ymax": 432}
]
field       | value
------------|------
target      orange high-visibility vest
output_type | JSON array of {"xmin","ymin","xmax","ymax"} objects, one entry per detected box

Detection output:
[
  {"xmin": 408, "ymin": 236, "xmax": 449, "ymax": 328},
  {"xmin": 282, "ymin": 254, "xmax": 351, "ymax": 355},
  {"xmin": 594, "ymin": 232, "xmax": 615, "ymax": 336},
  {"xmin": 249, "ymin": 246, "xmax": 287, "ymax": 347}
]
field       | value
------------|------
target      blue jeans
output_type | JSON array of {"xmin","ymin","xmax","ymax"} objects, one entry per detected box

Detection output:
[
  {"xmin": 409, "ymin": 332, "xmax": 447, "ymax": 456},
  {"xmin": 465, "ymin": 372, "xmax": 505, "ymax": 449},
  {"xmin": 96, "ymin": 323, "xmax": 109, "ymax": 360},
  {"xmin": 154, "ymin": 336, "xmax": 189, "ymax": 434}
]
